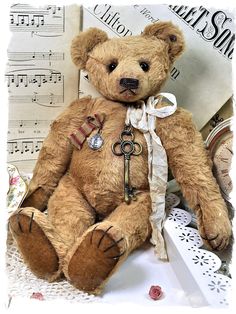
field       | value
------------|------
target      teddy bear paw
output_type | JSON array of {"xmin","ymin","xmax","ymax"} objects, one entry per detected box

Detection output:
[
  {"xmin": 67, "ymin": 225, "xmax": 126, "ymax": 293},
  {"xmin": 198, "ymin": 211, "xmax": 232, "ymax": 251},
  {"xmin": 9, "ymin": 209, "xmax": 59, "ymax": 279}
]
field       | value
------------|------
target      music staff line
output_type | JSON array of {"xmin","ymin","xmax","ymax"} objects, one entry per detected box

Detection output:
[
  {"xmin": 10, "ymin": 4, "xmax": 63, "ymax": 16},
  {"xmin": 10, "ymin": 24, "xmax": 64, "ymax": 33},
  {"xmin": 8, "ymin": 51, "xmax": 65, "ymax": 62},
  {"xmin": 10, "ymin": 5, "xmax": 65, "ymax": 33},
  {"xmin": 8, "ymin": 119, "xmax": 52, "ymax": 129},
  {"xmin": 6, "ymin": 72, "xmax": 64, "ymax": 87},
  {"xmin": 9, "ymin": 93, "xmax": 64, "ymax": 106}
]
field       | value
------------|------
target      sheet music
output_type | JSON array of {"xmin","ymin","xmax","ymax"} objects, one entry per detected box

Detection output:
[
  {"xmin": 7, "ymin": 4, "xmax": 81, "ymax": 172},
  {"xmin": 80, "ymin": 4, "xmax": 234, "ymax": 130}
]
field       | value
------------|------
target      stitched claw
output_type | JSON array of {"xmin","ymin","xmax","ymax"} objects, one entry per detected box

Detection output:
[
  {"xmin": 17, "ymin": 214, "xmax": 23, "ymax": 233},
  {"xmin": 29, "ymin": 212, "xmax": 34, "ymax": 233},
  {"xmin": 103, "ymin": 237, "xmax": 124, "ymax": 253},
  {"xmin": 90, "ymin": 225, "xmax": 98, "ymax": 244},
  {"xmin": 9, "ymin": 221, "xmax": 20, "ymax": 236},
  {"xmin": 201, "ymin": 234, "xmax": 219, "ymax": 241},
  {"xmin": 214, "ymin": 238, "xmax": 224, "ymax": 250},
  {"xmin": 108, "ymin": 251, "xmax": 125, "ymax": 260},
  {"xmin": 97, "ymin": 226, "xmax": 113, "ymax": 248}
]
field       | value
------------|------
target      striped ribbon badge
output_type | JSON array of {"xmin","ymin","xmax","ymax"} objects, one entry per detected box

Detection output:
[{"xmin": 68, "ymin": 113, "xmax": 105, "ymax": 150}]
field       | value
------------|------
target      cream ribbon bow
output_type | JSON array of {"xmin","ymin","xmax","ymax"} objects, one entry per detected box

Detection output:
[{"xmin": 125, "ymin": 93, "xmax": 177, "ymax": 260}]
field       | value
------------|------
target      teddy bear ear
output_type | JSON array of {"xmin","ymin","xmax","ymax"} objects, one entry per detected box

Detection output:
[
  {"xmin": 71, "ymin": 27, "xmax": 108, "ymax": 69},
  {"xmin": 142, "ymin": 21, "xmax": 185, "ymax": 62}
]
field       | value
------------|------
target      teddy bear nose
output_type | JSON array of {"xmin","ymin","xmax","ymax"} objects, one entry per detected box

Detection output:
[{"xmin": 120, "ymin": 78, "xmax": 139, "ymax": 89}]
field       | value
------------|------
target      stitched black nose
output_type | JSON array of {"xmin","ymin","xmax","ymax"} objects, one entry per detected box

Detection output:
[{"xmin": 120, "ymin": 78, "xmax": 139, "ymax": 89}]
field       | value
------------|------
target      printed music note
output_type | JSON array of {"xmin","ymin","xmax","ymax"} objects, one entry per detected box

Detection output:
[
  {"xmin": 6, "ymin": 74, "xmax": 14, "ymax": 87},
  {"xmin": 8, "ymin": 51, "xmax": 64, "ymax": 63},
  {"xmin": 10, "ymin": 14, "xmax": 14, "ymax": 24},
  {"xmin": 9, "ymin": 4, "xmax": 65, "ymax": 34},
  {"xmin": 19, "ymin": 14, "xmax": 30, "ymax": 26},
  {"xmin": 8, "ymin": 142, "xmax": 14, "ymax": 154},
  {"xmin": 7, "ymin": 4, "xmax": 81, "ymax": 172},
  {"xmin": 8, "ymin": 139, "xmax": 44, "ymax": 156},
  {"xmin": 35, "ymin": 140, "xmax": 43, "ymax": 152},
  {"xmin": 6, "ymin": 72, "xmax": 63, "ymax": 87},
  {"xmin": 14, "ymin": 142, "xmax": 20, "ymax": 153}
]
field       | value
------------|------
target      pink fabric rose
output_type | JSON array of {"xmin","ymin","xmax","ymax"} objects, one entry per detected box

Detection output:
[
  {"xmin": 30, "ymin": 292, "xmax": 44, "ymax": 301},
  {"xmin": 149, "ymin": 285, "xmax": 163, "ymax": 300},
  {"xmin": 10, "ymin": 176, "xmax": 20, "ymax": 185}
]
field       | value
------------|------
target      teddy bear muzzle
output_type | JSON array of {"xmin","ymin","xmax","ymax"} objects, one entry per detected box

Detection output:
[
  {"xmin": 119, "ymin": 77, "xmax": 140, "ymax": 99},
  {"xmin": 120, "ymin": 77, "xmax": 139, "ymax": 90}
]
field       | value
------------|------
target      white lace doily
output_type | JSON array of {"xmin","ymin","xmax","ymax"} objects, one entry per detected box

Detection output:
[
  {"xmin": 6, "ymin": 240, "xmax": 99, "ymax": 303},
  {"xmin": 6, "ymin": 166, "xmax": 99, "ymax": 303},
  {"xmin": 6, "ymin": 173, "xmax": 232, "ymax": 307},
  {"xmin": 6, "ymin": 192, "xmax": 179, "ymax": 303},
  {"xmin": 165, "ymin": 207, "xmax": 232, "ymax": 307}
]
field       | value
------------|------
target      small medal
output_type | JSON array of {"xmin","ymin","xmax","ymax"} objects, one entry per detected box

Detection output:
[
  {"xmin": 68, "ymin": 113, "xmax": 105, "ymax": 151},
  {"xmin": 88, "ymin": 132, "xmax": 104, "ymax": 150}
]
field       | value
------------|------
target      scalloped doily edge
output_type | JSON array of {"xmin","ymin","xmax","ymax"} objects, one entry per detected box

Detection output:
[{"xmin": 164, "ymin": 207, "xmax": 232, "ymax": 308}]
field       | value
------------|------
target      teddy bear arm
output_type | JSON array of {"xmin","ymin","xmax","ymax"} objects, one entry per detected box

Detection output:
[
  {"xmin": 156, "ymin": 109, "xmax": 219, "ymax": 205},
  {"xmin": 156, "ymin": 108, "xmax": 231, "ymax": 250},
  {"xmin": 22, "ymin": 97, "xmax": 93, "ymax": 211}
]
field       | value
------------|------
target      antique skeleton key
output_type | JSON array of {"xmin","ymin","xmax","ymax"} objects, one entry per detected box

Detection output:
[{"xmin": 112, "ymin": 125, "xmax": 142, "ymax": 204}]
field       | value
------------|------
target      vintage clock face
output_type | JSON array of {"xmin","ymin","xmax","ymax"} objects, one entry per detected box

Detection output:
[
  {"xmin": 212, "ymin": 133, "xmax": 233, "ymax": 199},
  {"xmin": 206, "ymin": 118, "xmax": 233, "ymax": 201}
]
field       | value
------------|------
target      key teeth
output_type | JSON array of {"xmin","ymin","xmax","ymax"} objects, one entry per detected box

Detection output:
[
  {"xmin": 129, "ymin": 187, "xmax": 137, "ymax": 199},
  {"xmin": 125, "ymin": 187, "xmax": 138, "ymax": 203}
]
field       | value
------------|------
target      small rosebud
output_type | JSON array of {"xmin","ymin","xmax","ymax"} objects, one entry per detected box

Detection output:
[
  {"xmin": 30, "ymin": 292, "xmax": 44, "ymax": 301},
  {"xmin": 149, "ymin": 285, "xmax": 163, "ymax": 300}
]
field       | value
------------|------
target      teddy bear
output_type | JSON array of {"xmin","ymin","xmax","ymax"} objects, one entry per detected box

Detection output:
[{"xmin": 9, "ymin": 21, "xmax": 232, "ymax": 295}]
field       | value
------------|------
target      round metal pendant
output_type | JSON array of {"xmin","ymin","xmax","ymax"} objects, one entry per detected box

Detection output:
[{"xmin": 88, "ymin": 133, "xmax": 104, "ymax": 150}]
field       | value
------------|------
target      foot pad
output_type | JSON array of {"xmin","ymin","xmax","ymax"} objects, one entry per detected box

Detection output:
[
  {"xmin": 68, "ymin": 226, "xmax": 125, "ymax": 292},
  {"xmin": 9, "ymin": 212, "xmax": 59, "ymax": 280}
]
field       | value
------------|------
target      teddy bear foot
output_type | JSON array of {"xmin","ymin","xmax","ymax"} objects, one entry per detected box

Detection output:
[
  {"xmin": 9, "ymin": 208, "xmax": 59, "ymax": 281},
  {"xmin": 66, "ymin": 224, "xmax": 126, "ymax": 294}
]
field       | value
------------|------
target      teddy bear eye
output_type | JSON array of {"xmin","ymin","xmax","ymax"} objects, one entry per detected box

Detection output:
[
  {"xmin": 107, "ymin": 62, "xmax": 118, "ymax": 73},
  {"xmin": 139, "ymin": 62, "xmax": 150, "ymax": 72}
]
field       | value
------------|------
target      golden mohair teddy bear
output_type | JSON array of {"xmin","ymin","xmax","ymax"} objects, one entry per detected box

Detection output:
[{"xmin": 9, "ymin": 21, "xmax": 232, "ymax": 295}]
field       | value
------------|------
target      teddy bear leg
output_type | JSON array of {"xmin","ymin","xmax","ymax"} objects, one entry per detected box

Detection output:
[
  {"xmin": 9, "ymin": 174, "xmax": 96, "ymax": 282},
  {"xmin": 47, "ymin": 174, "xmax": 96, "ymax": 249},
  {"xmin": 9, "ymin": 207, "xmax": 62, "ymax": 281},
  {"xmin": 64, "ymin": 192, "xmax": 151, "ymax": 294}
]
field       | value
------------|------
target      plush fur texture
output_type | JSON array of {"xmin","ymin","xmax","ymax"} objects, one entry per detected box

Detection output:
[{"xmin": 9, "ymin": 21, "xmax": 232, "ymax": 294}]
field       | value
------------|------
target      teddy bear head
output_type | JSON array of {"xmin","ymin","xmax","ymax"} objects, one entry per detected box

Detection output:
[{"xmin": 71, "ymin": 21, "xmax": 185, "ymax": 103}]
